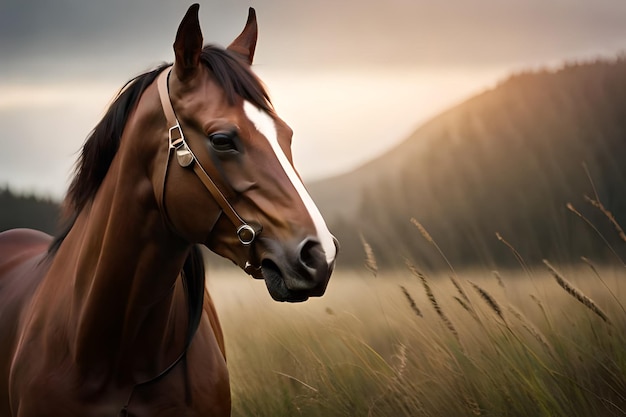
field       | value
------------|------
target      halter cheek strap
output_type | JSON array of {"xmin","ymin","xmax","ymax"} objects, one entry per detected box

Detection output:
[{"xmin": 156, "ymin": 67, "xmax": 261, "ymax": 246}]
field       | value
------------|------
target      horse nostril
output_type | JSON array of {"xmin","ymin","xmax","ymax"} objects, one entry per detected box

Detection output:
[{"xmin": 299, "ymin": 238, "xmax": 325, "ymax": 271}]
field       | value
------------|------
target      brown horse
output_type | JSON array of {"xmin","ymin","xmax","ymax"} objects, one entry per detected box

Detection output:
[{"xmin": 0, "ymin": 4, "xmax": 337, "ymax": 416}]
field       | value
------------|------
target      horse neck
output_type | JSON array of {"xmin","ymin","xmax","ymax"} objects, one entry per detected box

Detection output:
[{"xmin": 52, "ymin": 83, "xmax": 193, "ymax": 382}]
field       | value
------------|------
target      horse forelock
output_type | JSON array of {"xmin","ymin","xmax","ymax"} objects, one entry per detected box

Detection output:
[{"xmin": 200, "ymin": 44, "xmax": 272, "ymax": 113}]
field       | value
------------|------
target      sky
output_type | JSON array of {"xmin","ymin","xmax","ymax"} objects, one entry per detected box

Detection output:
[{"xmin": 1, "ymin": 0, "xmax": 625, "ymax": 199}]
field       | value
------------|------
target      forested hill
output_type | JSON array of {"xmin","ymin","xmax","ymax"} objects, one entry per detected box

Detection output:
[
  {"xmin": 310, "ymin": 57, "xmax": 626, "ymax": 269},
  {"xmin": 0, "ymin": 187, "xmax": 59, "ymax": 234}
]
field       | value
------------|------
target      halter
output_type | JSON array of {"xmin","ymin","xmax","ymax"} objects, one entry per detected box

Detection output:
[{"xmin": 156, "ymin": 66, "xmax": 262, "ymax": 247}]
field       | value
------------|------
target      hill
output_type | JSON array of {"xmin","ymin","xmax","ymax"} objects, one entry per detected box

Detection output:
[{"xmin": 309, "ymin": 57, "xmax": 626, "ymax": 269}]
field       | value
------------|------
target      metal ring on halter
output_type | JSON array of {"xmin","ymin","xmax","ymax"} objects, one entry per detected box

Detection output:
[{"xmin": 237, "ymin": 224, "xmax": 257, "ymax": 245}]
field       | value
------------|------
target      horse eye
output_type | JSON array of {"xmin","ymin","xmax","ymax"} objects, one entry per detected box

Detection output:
[{"xmin": 209, "ymin": 132, "xmax": 238, "ymax": 152}]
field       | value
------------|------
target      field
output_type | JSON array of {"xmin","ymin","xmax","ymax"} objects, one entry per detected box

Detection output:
[{"xmin": 207, "ymin": 262, "xmax": 626, "ymax": 417}]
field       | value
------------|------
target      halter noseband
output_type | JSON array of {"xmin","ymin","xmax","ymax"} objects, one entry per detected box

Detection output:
[{"xmin": 156, "ymin": 67, "xmax": 261, "ymax": 248}]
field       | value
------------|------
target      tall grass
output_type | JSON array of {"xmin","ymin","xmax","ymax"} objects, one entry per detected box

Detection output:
[
  {"xmin": 209, "ymin": 264, "xmax": 626, "ymax": 417},
  {"xmin": 207, "ymin": 191, "xmax": 626, "ymax": 416}
]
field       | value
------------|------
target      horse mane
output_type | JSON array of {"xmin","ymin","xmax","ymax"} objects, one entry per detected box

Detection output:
[
  {"xmin": 49, "ymin": 44, "xmax": 272, "ymax": 255},
  {"xmin": 46, "ymin": 64, "xmax": 168, "ymax": 255}
]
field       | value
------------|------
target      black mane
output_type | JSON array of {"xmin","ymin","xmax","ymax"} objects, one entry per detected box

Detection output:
[{"xmin": 49, "ymin": 45, "xmax": 272, "ymax": 255}]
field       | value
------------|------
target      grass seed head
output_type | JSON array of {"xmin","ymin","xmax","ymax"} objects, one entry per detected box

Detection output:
[
  {"xmin": 360, "ymin": 234, "xmax": 378, "ymax": 277},
  {"xmin": 400, "ymin": 285, "xmax": 423, "ymax": 318},
  {"xmin": 470, "ymin": 280, "xmax": 504, "ymax": 322},
  {"xmin": 543, "ymin": 259, "xmax": 612, "ymax": 324}
]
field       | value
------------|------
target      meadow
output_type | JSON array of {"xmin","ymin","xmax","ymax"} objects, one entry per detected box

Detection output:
[{"xmin": 208, "ymin": 257, "xmax": 626, "ymax": 417}]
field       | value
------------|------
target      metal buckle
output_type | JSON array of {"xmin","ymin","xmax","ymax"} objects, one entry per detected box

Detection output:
[
  {"xmin": 169, "ymin": 124, "xmax": 184, "ymax": 148},
  {"xmin": 169, "ymin": 124, "xmax": 194, "ymax": 167},
  {"xmin": 237, "ymin": 224, "xmax": 257, "ymax": 245}
]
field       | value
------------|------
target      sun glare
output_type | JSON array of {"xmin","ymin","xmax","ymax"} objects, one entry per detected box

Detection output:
[{"xmin": 257, "ymin": 67, "xmax": 507, "ymax": 180}]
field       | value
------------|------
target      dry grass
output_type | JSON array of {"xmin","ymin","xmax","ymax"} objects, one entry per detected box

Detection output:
[
  {"xmin": 543, "ymin": 259, "xmax": 611, "ymax": 324},
  {"xmin": 399, "ymin": 285, "xmax": 422, "ymax": 318},
  {"xmin": 207, "ymin": 264, "xmax": 626, "ymax": 417},
  {"xmin": 360, "ymin": 234, "xmax": 378, "ymax": 277},
  {"xmin": 407, "ymin": 262, "xmax": 460, "ymax": 343}
]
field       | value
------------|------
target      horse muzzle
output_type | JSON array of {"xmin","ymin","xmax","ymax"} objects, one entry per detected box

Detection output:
[{"xmin": 255, "ymin": 236, "xmax": 337, "ymax": 302}]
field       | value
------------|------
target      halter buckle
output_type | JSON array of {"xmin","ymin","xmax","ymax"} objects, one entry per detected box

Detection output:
[
  {"xmin": 237, "ymin": 224, "xmax": 257, "ymax": 245},
  {"xmin": 169, "ymin": 125, "xmax": 194, "ymax": 167},
  {"xmin": 168, "ymin": 124, "xmax": 183, "ymax": 147}
]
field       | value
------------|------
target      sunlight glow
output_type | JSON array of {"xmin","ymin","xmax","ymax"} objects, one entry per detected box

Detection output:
[
  {"xmin": 257, "ymin": 67, "xmax": 508, "ymax": 180},
  {"xmin": 0, "ymin": 67, "xmax": 508, "ymax": 198}
]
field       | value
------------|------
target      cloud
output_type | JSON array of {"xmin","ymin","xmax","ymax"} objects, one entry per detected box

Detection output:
[
  {"xmin": 0, "ymin": 0, "xmax": 253, "ymax": 81},
  {"xmin": 2, "ymin": 0, "xmax": 626, "ymax": 81}
]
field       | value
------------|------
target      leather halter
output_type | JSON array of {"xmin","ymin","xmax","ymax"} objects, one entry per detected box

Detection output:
[{"xmin": 156, "ymin": 66, "xmax": 262, "ymax": 246}]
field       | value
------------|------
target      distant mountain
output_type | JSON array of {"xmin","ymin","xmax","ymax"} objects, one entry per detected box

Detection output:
[
  {"xmin": 310, "ymin": 57, "xmax": 626, "ymax": 269},
  {"xmin": 0, "ymin": 187, "xmax": 60, "ymax": 235}
]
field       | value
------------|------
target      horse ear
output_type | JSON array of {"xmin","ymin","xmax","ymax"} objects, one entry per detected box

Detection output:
[
  {"xmin": 173, "ymin": 3, "xmax": 203, "ymax": 80},
  {"xmin": 227, "ymin": 8, "xmax": 258, "ymax": 65}
]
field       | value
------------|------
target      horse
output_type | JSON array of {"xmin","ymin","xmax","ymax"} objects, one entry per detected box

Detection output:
[{"xmin": 0, "ymin": 4, "xmax": 337, "ymax": 416}]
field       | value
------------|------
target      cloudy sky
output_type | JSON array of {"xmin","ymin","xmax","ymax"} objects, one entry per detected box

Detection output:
[{"xmin": 1, "ymin": 0, "xmax": 625, "ymax": 198}]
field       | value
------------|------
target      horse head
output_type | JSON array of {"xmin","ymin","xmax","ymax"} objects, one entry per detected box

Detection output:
[{"xmin": 155, "ymin": 4, "xmax": 338, "ymax": 302}]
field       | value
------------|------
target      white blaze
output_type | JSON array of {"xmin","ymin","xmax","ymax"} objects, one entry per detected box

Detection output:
[{"xmin": 244, "ymin": 101, "xmax": 337, "ymax": 263}]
